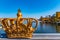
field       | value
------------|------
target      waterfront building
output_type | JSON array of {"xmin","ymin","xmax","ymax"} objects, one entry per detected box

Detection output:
[
  {"xmin": 39, "ymin": 12, "xmax": 60, "ymax": 23},
  {"xmin": 40, "ymin": 17, "xmax": 51, "ymax": 23},
  {"xmin": 56, "ymin": 12, "xmax": 60, "ymax": 19}
]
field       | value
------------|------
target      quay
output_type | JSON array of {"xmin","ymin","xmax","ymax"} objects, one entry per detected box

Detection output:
[{"xmin": 1, "ymin": 33, "xmax": 60, "ymax": 40}]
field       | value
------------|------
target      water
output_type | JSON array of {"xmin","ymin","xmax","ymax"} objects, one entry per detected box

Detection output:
[
  {"xmin": 0, "ymin": 21, "xmax": 59, "ymax": 38},
  {"xmin": 34, "ymin": 22, "xmax": 56, "ymax": 33}
]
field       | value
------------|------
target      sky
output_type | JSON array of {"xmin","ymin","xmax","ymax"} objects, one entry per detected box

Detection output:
[{"xmin": 0, "ymin": 0, "xmax": 60, "ymax": 19}]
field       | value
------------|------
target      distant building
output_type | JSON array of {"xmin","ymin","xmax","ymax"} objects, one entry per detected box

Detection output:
[
  {"xmin": 56, "ymin": 12, "xmax": 60, "ymax": 19},
  {"xmin": 41, "ymin": 17, "xmax": 51, "ymax": 23}
]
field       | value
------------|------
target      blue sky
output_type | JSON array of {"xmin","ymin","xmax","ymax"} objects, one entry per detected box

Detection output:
[{"xmin": 0, "ymin": 0, "xmax": 60, "ymax": 19}]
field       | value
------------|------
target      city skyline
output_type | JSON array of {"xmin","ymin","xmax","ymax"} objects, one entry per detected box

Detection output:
[{"xmin": 0, "ymin": 0, "xmax": 60, "ymax": 19}]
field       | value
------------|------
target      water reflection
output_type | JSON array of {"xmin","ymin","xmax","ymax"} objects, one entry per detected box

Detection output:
[
  {"xmin": 56, "ymin": 23, "xmax": 60, "ymax": 33},
  {"xmin": 34, "ymin": 22, "xmax": 56, "ymax": 33},
  {"xmin": 42, "ymin": 23, "xmax": 56, "ymax": 33}
]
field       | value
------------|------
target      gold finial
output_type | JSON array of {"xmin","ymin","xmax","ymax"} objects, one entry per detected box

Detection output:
[
  {"xmin": 17, "ymin": 8, "xmax": 22, "ymax": 18},
  {"xmin": 18, "ymin": 8, "xmax": 21, "ymax": 12}
]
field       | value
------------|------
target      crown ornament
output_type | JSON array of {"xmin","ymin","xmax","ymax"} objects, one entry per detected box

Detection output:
[{"xmin": 1, "ymin": 9, "xmax": 38, "ymax": 38}]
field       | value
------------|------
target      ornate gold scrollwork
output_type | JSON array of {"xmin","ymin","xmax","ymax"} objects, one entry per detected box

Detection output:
[
  {"xmin": 1, "ymin": 9, "xmax": 38, "ymax": 38},
  {"xmin": 1, "ymin": 18, "xmax": 38, "ymax": 38}
]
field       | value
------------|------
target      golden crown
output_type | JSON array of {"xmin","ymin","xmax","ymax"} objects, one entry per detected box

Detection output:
[{"xmin": 1, "ymin": 9, "xmax": 38, "ymax": 38}]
